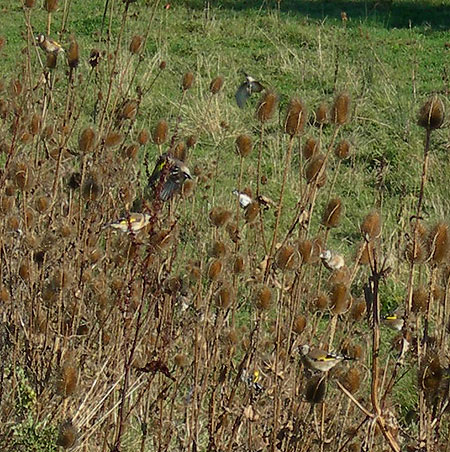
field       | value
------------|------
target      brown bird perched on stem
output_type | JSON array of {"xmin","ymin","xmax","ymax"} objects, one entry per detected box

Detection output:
[
  {"xmin": 299, "ymin": 344, "xmax": 354, "ymax": 372},
  {"xmin": 35, "ymin": 34, "xmax": 65, "ymax": 55}
]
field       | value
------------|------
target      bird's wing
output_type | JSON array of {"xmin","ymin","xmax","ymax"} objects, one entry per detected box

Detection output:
[
  {"xmin": 160, "ymin": 179, "xmax": 178, "ymax": 201},
  {"xmin": 235, "ymin": 83, "xmax": 250, "ymax": 108},
  {"xmin": 148, "ymin": 156, "xmax": 166, "ymax": 186},
  {"xmin": 249, "ymin": 81, "xmax": 264, "ymax": 94}
]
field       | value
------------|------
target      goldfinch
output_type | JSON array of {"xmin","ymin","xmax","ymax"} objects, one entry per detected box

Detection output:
[
  {"xmin": 105, "ymin": 212, "xmax": 151, "ymax": 233},
  {"xmin": 241, "ymin": 369, "xmax": 264, "ymax": 394},
  {"xmin": 382, "ymin": 311, "xmax": 404, "ymax": 331},
  {"xmin": 35, "ymin": 34, "xmax": 65, "ymax": 55},
  {"xmin": 299, "ymin": 344, "xmax": 353, "ymax": 372},
  {"xmin": 320, "ymin": 249, "xmax": 345, "ymax": 271},
  {"xmin": 147, "ymin": 153, "xmax": 192, "ymax": 201},
  {"xmin": 232, "ymin": 189, "xmax": 252, "ymax": 208},
  {"xmin": 235, "ymin": 73, "xmax": 264, "ymax": 108}
]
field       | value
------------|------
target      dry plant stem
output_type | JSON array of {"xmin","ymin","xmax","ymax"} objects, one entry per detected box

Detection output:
[
  {"xmin": 406, "ymin": 128, "xmax": 431, "ymax": 314},
  {"xmin": 264, "ymin": 135, "xmax": 294, "ymax": 283},
  {"xmin": 46, "ymin": 12, "xmax": 52, "ymax": 35},
  {"xmin": 61, "ymin": 0, "xmax": 73, "ymax": 32},
  {"xmin": 257, "ymin": 125, "xmax": 268, "ymax": 253}
]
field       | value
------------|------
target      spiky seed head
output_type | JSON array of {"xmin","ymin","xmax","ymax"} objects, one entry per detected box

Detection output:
[
  {"xmin": 331, "ymin": 92, "xmax": 351, "ymax": 125},
  {"xmin": 79, "ymin": 127, "xmax": 96, "ymax": 153},
  {"xmin": 256, "ymin": 90, "xmax": 278, "ymax": 123},
  {"xmin": 182, "ymin": 72, "xmax": 194, "ymax": 90},
  {"xmin": 226, "ymin": 222, "xmax": 240, "ymax": 243},
  {"xmin": 124, "ymin": 144, "xmax": 139, "ymax": 160},
  {"xmin": 205, "ymin": 259, "xmax": 221, "ymax": 282},
  {"xmin": 334, "ymin": 139, "xmax": 351, "ymax": 159},
  {"xmin": 305, "ymin": 376, "xmax": 327, "ymax": 403},
  {"xmin": 186, "ymin": 135, "xmax": 197, "ymax": 148},
  {"xmin": 46, "ymin": 53, "xmax": 57, "ymax": 69},
  {"xmin": 210, "ymin": 76, "xmax": 224, "ymax": 94},
  {"xmin": 174, "ymin": 354, "xmax": 188, "ymax": 368},
  {"xmin": 0, "ymin": 196, "xmax": 14, "ymax": 214},
  {"xmin": 305, "ymin": 153, "xmax": 326, "ymax": 184},
  {"xmin": 82, "ymin": 174, "xmax": 102, "ymax": 201},
  {"xmin": 255, "ymin": 285, "xmax": 272, "ymax": 310},
  {"xmin": 56, "ymin": 360, "xmax": 78, "ymax": 397},
  {"xmin": 233, "ymin": 255, "xmax": 245, "ymax": 274},
  {"xmin": 224, "ymin": 329, "xmax": 238, "ymax": 346},
  {"xmin": 25, "ymin": 0, "xmax": 35, "ymax": 7},
  {"xmin": 298, "ymin": 239, "xmax": 321, "ymax": 264},
  {"xmin": 159, "ymin": 60, "xmax": 166, "ymax": 70},
  {"xmin": 427, "ymin": 222, "xmax": 449, "ymax": 265},
  {"xmin": 322, "ymin": 198, "xmax": 342, "ymax": 229},
  {"xmin": 30, "ymin": 114, "xmax": 41, "ymax": 135},
  {"xmin": 209, "ymin": 207, "xmax": 231, "ymax": 228},
  {"xmin": 276, "ymin": 245, "xmax": 297, "ymax": 271},
  {"xmin": 358, "ymin": 242, "xmax": 371, "ymax": 265},
  {"xmin": 216, "ymin": 285, "xmax": 233, "ymax": 309},
  {"xmin": 19, "ymin": 262, "xmax": 31, "ymax": 280},
  {"xmin": 350, "ymin": 299, "xmax": 366, "ymax": 321},
  {"xmin": 35, "ymin": 196, "xmax": 49, "ymax": 213},
  {"xmin": 235, "ymin": 134, "xmax": 253, "ymax": 157},
  {"xmin": 314, "ymin": 293, "xmax": 329, "ymax": 311},
  {"xmin": 120, "ymin": 100, "xmax": 137, "ymax": 120},
  {"xmin": 56, "ymin": 420, "xmax": 78, "ymax": 449},
  {"xmin": 68, "ymin": 38, "xmax": 79, "ymax": 68},
  {"xmin": 0, "ymin": 287, "xmax": 10, "ymax": 302},
  {"xmin": 136, "ymin": 129, "xmax": 149, "ymax": 146},
  {"xmin": 330, "ymin": 283, "xmax": 350, "ymax": 314},
  {"xmin": 361, "ymin": 210, "xmax": 381, "ymax": 240},
  {"xmin": 412, "ymin": 285, "xmax": 428, "ymax": 313},
  {"xmin": 182, "ymin": 179, "xmax": 195, "ymax": 198},
  {"xmin": 44, "ymin": 0, "xmax": 58, "ymax": 12},
  {"xmin": 210, "ymin": 240, "xmax": 227, "ymax": 258},
  {"xmin": 284, "ymin": 98, "xmax": 307, "ymax": 136},
  {"xmin": 104, "ymin": 131, "xmax": 122, "ymax": 148},
  {"xmin": 129, "ymin": 35, "xmax": 143, "ymax": 54},
  {"xmin": 244, "ymin": 201, "xmax": 259, "ymax": 223},
  {"xmin": 417, "ymin": 95, "xmax": 445, "ymax": 130},
  {"xmin": 315, "ymin": 102, "xmax": 328, "ymax": 125},
  {"xmin": 173, "ymin": 141, "xmax": 186, "ymax": 161},
  {"xmin": 152, "ymin": 119, "xmax": 168, "ymax": 145},
  {"xmin": 341, "ymin": 368, "xmax": 361, "ymax": 394},
  {"xmin": 302, "ymin": 137, "xmax": 319, "ymax": 160},
  {"xmin": 293, "ymin": 315, "xmax": 306, "ymax": 334}
]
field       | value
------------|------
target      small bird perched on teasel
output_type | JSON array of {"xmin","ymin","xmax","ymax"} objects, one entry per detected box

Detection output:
[
  {"xmin": 35, "ymin": 34, "xmax": 65, "ymax": 55},
  {"xmin": 104, "ymin": 212, "xmax": 151, "ymax": 234},
  {"xmin": 147, "ymin": 153, "xmax": 192, "ymax": 201},
  {"xmin": 299, "ymin": 344, "xmax": 354, "ymax": 372},
  {"xmin": 235, "ymin": 73, "xmax": 264, "ymax": 108},
  {"xmin": 320, "ymin": 249, "xmax": 345, "ymax": 271}
]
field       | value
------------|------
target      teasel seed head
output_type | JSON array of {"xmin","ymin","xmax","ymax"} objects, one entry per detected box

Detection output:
[
  {"xmin": 25, "ymin": 0, "xmax": 35, "ymax": 7},
  {"xmin": 56, "ymin": 420, "xmax": 78, "ymax": 449},
  {"xmin": 0, "ymin": 286, "xmax": 10, "ymax": 303},
  {"xmin": 82, "ymin": 174, "xmax": 102, "ymax": 201},
  {"xmin": 182, "ymin": 72, "xmax": 194, "ymax": 90},
  {"xmin": 331, "ymin": 92, "xmax": 351, "ymax": 125},
  {"xmin": 30, "ymin": 114, "xmax": 41, "ymax": 136},
  {"xmin": 19, "ymin": 262, "xmax": 31, "ymax": 280},
  {"xmin": 419, "ymin": 353, "xmax": 442, "ymax": 393},
  {"xmin": 427, "ymin": 222, "xmax": 449, "ymax": 265},
  {"xmin": 129, "ymin": 35, "xmax": 143, "ymax": 54},
  {"xmin": 412, "ymin": 286, "xmax": 428, "ymax": 314},
  {"xmin": 305, "ymin": 153, "xmax": 326, "ymax": 184},
  {"xmin": 255, "ymin": 285, "xmax": 272, "ymax": 310},
  {"xmin": 330, "ymin": 283, "xmax": 350, "ymax": 314},
  {"xmin": 182, "ymin": 179, "xmax": 195, "ymax": 198},
  {"xmin": 104, "ymin": 131, "xmax": 122, "ymax": 148},
  {"xmin": 360, "ymin": 210, "xmax": 381, "ymax": 241},
  {"xmin": 174, "ymin": 353, "xmax": 188, "ymax": 368},
  {"xmin": 0, "ymin": 196, "xmax": 14, "ymax": 214},
  {"xmin": 159, "ymin": 60, "xmax": 166, "ymax": 70},
  {"xmin": 293, "ymin": 315, "xmax": 306, "ymax": 334},
  {"xmin": 298, "ymin": 239, "xmax": 321, "ymax": 264},
  {"xmin": 186, "ymin": 135, "xmax": 197, "ymax": 148},
  {"xmin": 35, "ymin": 195, "xmax": 50, "ymax": 213},
  {"xmin": 208, "ymin": 259, "xmax": 223, "ymax": 281},
  {"xmin": 56, "ymin": 360, "xmax": 78, "ymax": 397},
  {"xmin": 235, "ymin": 134, "xmax": 252, "ymax": 157},
  {"xmin": 210, "ymin": 240, "xmax": 227, "ymax": 258},
  {"xmin": 120, "ymin": 100, "xmax": 137, "ymax": 120},
  {"xmin": 224, "ymin": 328, "xmax": 238, "ymax": 347},
  {"xmin": 302, "ymin": 137, "xmax": 319, "ymax": 160},
  {"xmin": 314, "ymin": 292, "xmax": 329, "ymax": 312},
  {"xmin": 226, "ymin": 222, "xmax": 240, "ymax": 243},
  {"xmin": 216, "ymin": 284, "xmax": 233, "ymax": 309},
  {"xmin": 358, "ymin": 242, "xmax": 372, "ymax": 265},
  {"xmin": 152, "ymin": 119, "xmax": 168, "ymax": 145},
  {"xmin": 284, "ymin": 98, "xmax": 307, "ymax": 136},
  {"xmin": 417, "ymin": 95, "xmax": 445, "ymax": 130},
  {"xmin": 46, "ymin": 53, "xmax": 57, "ymax": 69},
  {"xmin": 15, "ymin": 164, "xmax": 33, "ymax": 192},
  {"xmin": 79, "ymin": 127, "xmax": 96, "ymax": 153},
  {"xmin": 276, "ymin": 245, "xmax": 297, "ymax": 271},
  {"xmin": 350, "ymin": 299, "xmax": 366, "ymax": 321},
  {"xmin": 209, "ymin": 207, "xmax": 231, "ymax": 228},
  {"xmin": 45, "ymin": 0, "xmax": 58, "ymax": 12},
  {"xmin": 233, "ymin": 255, "xmax": 245, "ymax": 274},
  {"xmin": 210, "ymin": 76, "xmax": 224, "ymax": 94},
  {"xmin": 322, "ymin": 198, "xmax": 342, "ymax": 229},
  {"xmin": 341, "ymin": 367, "xmax": 361, "ymax": 394},
  {"xmin": 68, "ymin": 37, "xmax": 79, "ymax": 69},
  {"xmin": 173, "ymin": 141, "xmax": 186, "ymax": 161},
  {"xmin": 244, "ymin": 201, "xmax": 259, "ymax": 223},
  {"xmin": 137, "ymin": 129, "xmax": 149, "ymax": 145},
  {"xmin": 315, "ymin": 102, "xmax": 328, "ymax": 126},
  {"xmin": 124, "ymin": 144, "xmax": 139, "ymax": 160},
  {"xmin": 256, "ymin": 90, "xmax": 278, "ymax": 123},
  {"xmin": 305, "ymin": 376, "xmax": 327, "ymax": 403},
  {"xmin": 334, "ymin": 139, "xmax": 351, "ymax": 159}
]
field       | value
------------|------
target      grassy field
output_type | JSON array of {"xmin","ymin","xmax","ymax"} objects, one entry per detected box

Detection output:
[{"xmin": 0, "ymin": 0, "xmax": 449, "ymax": 451}]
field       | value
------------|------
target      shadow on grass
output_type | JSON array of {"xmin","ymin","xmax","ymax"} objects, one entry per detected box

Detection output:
[{"xmin": 185, "ymin": 0, "xmax": 450, "ymax": 30}]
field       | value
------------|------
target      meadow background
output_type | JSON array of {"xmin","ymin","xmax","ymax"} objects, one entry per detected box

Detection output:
[{"xmin": 0, "ymin": 0, "xmax": 449, "ymax": 451}]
